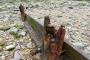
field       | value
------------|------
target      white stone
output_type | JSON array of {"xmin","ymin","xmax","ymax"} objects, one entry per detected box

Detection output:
[
  {"xmin": 26, "ymin": 42, "xmax": 33, "ymax": 49},
  {"xmin": 5, "ymin": 44, "xmax": 15, "ymax": 50},
  {"xmin": 86, "ymin": 46, "xmax": 90, "ymax": 51},
  {"xmin": 15, "ymin": 45, "xmax": 21, "ymax": 50},
  {"xmin": 13, "ymin": 51, "xmax": 22, "ymax": 60},
  {"xmin": 9, "ymin": 27, "xmax": 18, "ymax": 33},
  {"xmin": 1, "ymin": 55, "xmax": 5, "ymax": 60},
  {"xmin": 73, "ymin": 42, "xmax": 85, "ymax": 49},
  {"xmin": 18, "ymin": 31, "xmax": 26, "ymax": 36}
]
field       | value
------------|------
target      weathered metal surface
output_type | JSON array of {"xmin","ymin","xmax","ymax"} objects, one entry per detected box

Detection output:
[
  {"xmin": 19, "ymin": 5, "xmax": 89, "ymax": 60},
  {"xmin": 44, "ymin": 16, "xmax": 66, "ymax": 60},
  {"xmin": 63, "ymin": 42, "xmax": 87, "ymax": 60},
  {"xmin": 19, "ymin": 5, "xmax": 44, "ymax": 48}
]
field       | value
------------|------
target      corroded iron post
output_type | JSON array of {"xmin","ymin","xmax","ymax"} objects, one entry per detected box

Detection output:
[
  {"xmin": 44, "ymin": 16, "xmax": 66, "ymax": 60},
  {"xmin": 19, "ymin": 5, "xmax": 27, "ymax": 21},
  {"xmin": 56, "ymin": 25, "xmax": 66, "ymax": 60},
  {"xmin": 19, "ymin": 5, "xmax": 45, "ymax": 60}
]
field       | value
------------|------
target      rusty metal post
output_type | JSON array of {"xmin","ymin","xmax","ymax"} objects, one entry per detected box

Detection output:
[
  {"xmin": 44, "ymin": 16, "xmax": 66, "ymax": 60},
  {"xmin": 44, "ymin": 16, "xmax": 56, "ymax": 51},
  {"xmin": 44, "ymin": 16, "xmax": 51, "ymax": 60},
  {"xmin": 56, "ymin": 25, "xmax": 66, "ymax": 60},
  {"xmin": 19, "ymin": 5, "xmax": 27, "ymax": 21},
  {"xmin": 44, "ymin": 16, "xmax": 50, "ymax": 27}
]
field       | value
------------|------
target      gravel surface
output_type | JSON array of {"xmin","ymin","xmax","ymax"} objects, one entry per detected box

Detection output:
[
  {"xmin": 0, "ymin": 0, "xmax": 40, "ymax": 60},
  {"xmin": 0, "ymin": 0, "xmax": 90, "ymax": 60}
]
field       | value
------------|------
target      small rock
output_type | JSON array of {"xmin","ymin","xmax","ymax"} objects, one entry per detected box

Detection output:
[
  {"xmin": 0, "ymin": 54, "xmax": 5, "ymax": 60},
  {"xmin": 9, "ymin": 27, "xmax": 18, "ymax": 33},
  {"xmin": 32, "ymin": 53, "xmax": 41, "ymax": 60},
  {"xmin": 20, "ymin": 45, "xmax": 25, "ymax": 49},
  {"xmin": 26, "ymin": 7, "xmax": 29, "ymax": 9},
  {"xmin": 0, "ymin": 38, "xmax": 4, "ymax": 46},
  {"xmin": 0, "ymin": 31, "xmax": 4, "ymax": 35},
  {"xmin": 81, "ymin": 21, "xmax": 88, "ymax": 27},
  {"xmin": 70, "ymin": 35, "xmax": 76, "ymax": 40},
  {"xmin": 9, "ymin": 1, "xmax": 13, "ymax": 3},
  {"xmin": 18, "ymin": 31, "xmax": 26, "ymax": 36},
  {"xmin": 5, "ymin": 44, "xmax": 15, "ymax": 51},
  {"xmin": 13, "ymin": 51, "xmax": 22, "ymax": 60},
  {"xmin": 15, "ymin": 44, "xmax": 21, "ymax": 50},
  {"xmin": 73, "ymin": 42, "xmax": 85, "ymax": 49},
  {"xmin": 57, "ymin": 16, "xmax": 62, "ymax": 17},
  {"xmin": 68, "ymin": 7, "xmax": 73, "ymax": 9},
  {"xmin": 86, "ymin": 46, "xmax": 90, "ymax": 51},
  {"xmin": 14, "ymin": 9, "xmax": 19, "ymax": 11},
  {"xmin": 26, "ymin": 42, "xmax": 33, "ymax": 49}
]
